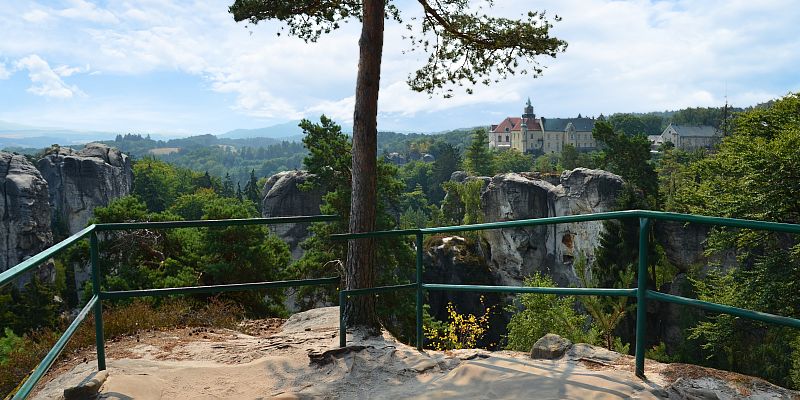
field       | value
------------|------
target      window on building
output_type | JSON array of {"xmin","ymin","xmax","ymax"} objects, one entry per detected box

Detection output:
[
  {"xmin": 505, "ymin": 136, "xmax": 509, "ymax": 142},
  {"xmin": 498, "ymin": 135, "xmax": 502, "ymax": 142}
]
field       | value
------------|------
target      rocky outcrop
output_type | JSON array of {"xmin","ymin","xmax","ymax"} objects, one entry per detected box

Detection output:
[
  {"xmin": 0, "ymin": 152, "xmax": 53, "ymax": 278},
  {"xmin": 37, "ymin": 143, "xmax": 132, "ymax": 235},
  {"xmin": 261, "ymin": 170, "xmax": 324, "ymax": 259},
  {"xmin": 480, "ymin": 168, "xmax": 625, "ymax": 287}
]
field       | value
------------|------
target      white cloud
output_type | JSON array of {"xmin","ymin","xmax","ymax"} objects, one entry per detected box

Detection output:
[
  {"xmin": 15, "ymin": 55, "xmax": 84, "ymax": 99},
  {"xmin": 53, "ymin": 64, "xmax": 90, "ymax": 77},
  {"xmin": 22, "ymin": 9, "xmax": 50, "ymax": 23},
  {"xmin": 0, "ymin": 62, "xmax": 11, "ymax": 79},
  {"xmin": 0, "ymin": 0, "xmax": 798, "ymax": 131},
  {"xmin": 58, "ymin": 0, "xmax": 118, "ymax": 24}
]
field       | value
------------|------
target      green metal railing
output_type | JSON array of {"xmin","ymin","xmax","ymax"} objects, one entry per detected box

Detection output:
[
  {"xmin": 0, "ymin": 215, "xmax": 338, "ymax": 400},
  {"xmin": 3, "ymin": 210, "xmax": 800, "ymax": 398},
  {"xmin": 333, "ymin": 209, "xmax": 800, "ymax": 379}
]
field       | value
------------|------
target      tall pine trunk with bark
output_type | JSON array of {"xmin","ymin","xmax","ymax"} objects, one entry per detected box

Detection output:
[{"xmin": 345, "ymin": 0, "xmax": 384, "ymax": 331}]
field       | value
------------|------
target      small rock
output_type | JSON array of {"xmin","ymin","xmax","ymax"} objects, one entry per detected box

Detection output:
[
  {"xmin": 63, "ymin": 370, "xmax": 108, "ymax": 400},
  {"xmin": 530, "ymin": 334, "xmax": 573, "ymax": 360}
]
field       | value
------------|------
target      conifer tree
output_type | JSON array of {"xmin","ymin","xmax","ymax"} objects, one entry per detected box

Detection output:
[{"xmin": 464, "ymin": 129, "xmax": 494, "ymax": 176}]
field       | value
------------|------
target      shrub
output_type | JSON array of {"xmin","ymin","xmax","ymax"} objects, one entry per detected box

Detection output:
[
  {"xmin": 425, "ymin": 297, "xmax": 494, "ymax": 351},
  {"xmin": 505, "ymin": 273, "xmax": 595, "ymax": 352}
]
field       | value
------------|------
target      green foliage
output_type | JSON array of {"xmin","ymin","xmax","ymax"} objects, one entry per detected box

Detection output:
[
  {"xmin": 0, "ymin": 277, "xmax": 60, "ymax": 336},
  {"xmin": 464, "ymin": 129, "xmax": 494, "ymax": 176},
  {"xmin": 506, "ymin": 273, "xmax": 594, "ymax": 351},
  {"xmin": 577, "ymin": 255, "xmax": 633, "ymax": 351},
  {"xmin": 289, "ymin": 116, "xmax": 416, "ymax": 338},
  {"xmin": 429, "ymin": 142, "xmax": 462, "ymax": 203},
  {"xmin": 0, "ymin": 328, "xmax": 24, "ymax": 365},
  {"xmin": 667, "ymin": 93, "xmax": 800, "ymax": 388},
  {"xmin": 534, "ymin": 152, "xmax": 560, "ymax": 172},
  {"xmin": 593, "ymin": 121, "xmax": 658, "ymax": 198},
  {"xmin": 230, "ymin": 1, "xmax": 566, "ymax": 97},
  {"xmin": 200, "ymin": 196, "xmax": 290, "ymax": 316},
  {"xmin": 493, "ymin": 148, "xmax": 533, "ymax": 173},
  {"xmin": 608, "ymin": 113, "xmax": 664, "ymax": 136},
  {"xmin": 645, "ymin": 342, "xmax": 674, "ymax": 363}
]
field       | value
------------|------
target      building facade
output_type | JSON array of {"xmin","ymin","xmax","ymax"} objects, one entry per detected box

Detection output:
[
  {"xmin": 489, "ymin": 99, "xmax": 597, "ymax": 154},
  {"xmin": 653, "ymin": 123, "xmax": 721, "ymax": 150}
]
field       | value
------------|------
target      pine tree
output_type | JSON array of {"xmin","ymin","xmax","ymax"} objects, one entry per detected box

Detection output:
[
  {"xmin": 244, "ymin": 169, "xmax": 262, "ymax": 212},
  {"xmin": 464, "ymin": 129, "xmax": 494, "ymax": 176}
]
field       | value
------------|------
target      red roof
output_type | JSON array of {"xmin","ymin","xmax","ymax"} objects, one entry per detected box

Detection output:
[{"xmin": 492, "ymin": 117, "xmax": 541, "ymax": 133}]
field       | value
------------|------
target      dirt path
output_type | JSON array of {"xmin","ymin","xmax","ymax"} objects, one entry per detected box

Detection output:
[{"xmin": 33, "ymin": 308, "xmax": 799, "ymax": 399}]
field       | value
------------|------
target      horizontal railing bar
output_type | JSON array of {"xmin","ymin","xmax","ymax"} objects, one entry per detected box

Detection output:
[
  {"xmin": 342, "ymin": 283, "xmax": 417, "ymax": 296},
  {"xmin": 423, "ymin": 283, "xmax": 637, "ymax": 297},
  {"xmin": 330, "ymin": 210, "xmax": 800, "ymax": 239},
  {"xmin": 100, "ymin": 277, "xmax": 340, "ymax": 300},
  {"xmin": 12, "ymin": 295, "xmax": 98, "ymax": 400},
  {"xmin": 330, "ymin": 228, "xmax": 421, "ymax": 240},
  {"xmin": 639, "ymin": 210, "xmax": 800, "ymax": 234},
  {"xmin": 422, "ymin": 210, "xmax": 641, "ymax": 234},
  {"xmin": 0, "ymin": 224, "xmax": 95, "ymax": 289},
  {"xmin": 647, "ymin": 290, "xmax": 800, "ymax": 329},
  {"xmin": 95, "ymin": 215, "xmax": 338, "ymax": 231}
]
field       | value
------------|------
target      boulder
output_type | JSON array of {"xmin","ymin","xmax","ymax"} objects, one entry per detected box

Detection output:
[
  {"xmin": 0, "ymin": 152, "xmax": 53, "ymax": 280},
  {"xmin": 449, "ymin": 171, "xmax": 468, "ymax": 182},
  {"xmin": 385, "ymin": 152, "xmax": 407, "ymax": 166},
  {"xmin": 37, "ymin": 143, "xmax": 132, "ymax": 235},
  {"xmin": 480, "ymin": 168, "xmax": 624, "ymax": 287},
  {"xmin": 261, "ymin": 171, "xmax": 324, "ymax": 259},
  {"xmin": 530, "ymin": 334, "xmax": 572, "ymax": 359}
]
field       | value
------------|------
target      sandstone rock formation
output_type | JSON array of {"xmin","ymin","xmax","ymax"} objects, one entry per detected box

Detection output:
[
  {"xmin": 0, "ymin": 152, "xmax": 53, "ymax": 278},
  {"xmin": 37, "ymin": 143, "xmax": 133, "ymax": 235},
  {"xmin": 261, "ymin": 170, "xmax": 324, "ymax": 259},
  {"xmin": 480, "ymin": 168, "xmax": 625, "ymax": 287}
]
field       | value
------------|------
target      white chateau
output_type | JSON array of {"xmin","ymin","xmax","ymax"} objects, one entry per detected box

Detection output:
[{"xmin": 488, "ymin": 99, "xmax": 598, "ymax": 153}]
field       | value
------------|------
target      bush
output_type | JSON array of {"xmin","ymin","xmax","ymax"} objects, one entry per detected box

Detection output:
[
  {"xmin": 505, "ymin": 273, "xmax": 595, "ymax": 352},
  {"xmin": 425, "ymin": 298, "xmax": 494, "ymax": 351}
]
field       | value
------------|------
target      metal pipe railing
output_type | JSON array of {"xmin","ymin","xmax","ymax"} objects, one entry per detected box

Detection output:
[
  {"xmin": 3, "ymin": 215, "xmax": 338, "ymax": 399},
  {"xmin": 4, "ymin": 210, "xmax": 800, "ymax": 398},
  {"xmin": 331, "ymin": 209, "xmax": 800, "ymax": 380}
]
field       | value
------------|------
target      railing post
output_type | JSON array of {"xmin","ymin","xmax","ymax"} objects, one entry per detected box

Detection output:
[
  {"xmin": 90, "ymin": 231, "xmax": 106, "ymax": 371},
  {"xmin": 339, "ymin": 290, "xmax": 346, "ymax": 348},
  {"xmin": 635, "ymin": 217, "xmax": 651, "ymax": 378},
  {"xmin": 415, "ymin": 232, "xmax": 424, "ymax": 351}
]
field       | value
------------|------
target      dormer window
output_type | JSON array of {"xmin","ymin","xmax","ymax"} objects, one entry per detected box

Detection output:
[{"xmin": 505, "ymin": 127, "xmax": 509, "ymax": 132}]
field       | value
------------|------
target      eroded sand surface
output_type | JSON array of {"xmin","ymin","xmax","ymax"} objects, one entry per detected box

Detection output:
[{"xmin": 34, "ymin": 307, "xmax": 799, "ymax": 399}]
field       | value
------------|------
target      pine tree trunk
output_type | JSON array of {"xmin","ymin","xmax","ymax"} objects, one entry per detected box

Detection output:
[{"xmin": 345, "ymin": 0, "xmax": 384, "ymax": 332}]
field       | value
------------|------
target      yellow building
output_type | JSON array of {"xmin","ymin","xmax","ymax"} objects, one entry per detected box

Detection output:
[{"xmin": 489, "ymin": 99, "xmax": 598, "ymax": 154}]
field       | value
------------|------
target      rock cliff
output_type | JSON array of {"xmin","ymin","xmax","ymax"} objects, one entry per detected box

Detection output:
[
  {"xmin": 37, "ymin": 144, "xmax": 133, "ymax": 235},
  {"xmin": 261, "ymin": 170, "xmax": 324, "ymax": 259},
  {"xmin": 0, "ymin": 152, "xmax": 53, "ymax": 278},
  {"xmin": 480, "ymin": 168, "xmax": 625, "ymax": 287}
]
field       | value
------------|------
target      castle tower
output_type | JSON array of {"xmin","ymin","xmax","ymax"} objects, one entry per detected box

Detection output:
[{"xmin": 523, "ymin": 97, "xmax": 535, "ymax": 119}]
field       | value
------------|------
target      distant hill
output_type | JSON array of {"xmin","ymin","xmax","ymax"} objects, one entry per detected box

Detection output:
[
  {"xmin": 220, "ymin": 120, "xmax": 354, "ymax": 140},
  {"xmin": 220, "ymin": 121, "xmax": 304, "ymax": 139}
]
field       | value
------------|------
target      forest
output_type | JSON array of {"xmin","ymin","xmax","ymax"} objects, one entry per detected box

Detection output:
[{"xmin": 1, "ymin": 96, "xmax": 799, "ymax": 396}]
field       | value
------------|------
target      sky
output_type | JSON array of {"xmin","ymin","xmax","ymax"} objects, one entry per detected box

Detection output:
[{"xmin": 0, "ymin": 0, "xmax": 798, "ymax": 136}]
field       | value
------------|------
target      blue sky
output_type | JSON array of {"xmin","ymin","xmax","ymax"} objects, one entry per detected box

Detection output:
[{"xmin": 1, "ymin": 0, "xmax": 799, "ymax": 137}]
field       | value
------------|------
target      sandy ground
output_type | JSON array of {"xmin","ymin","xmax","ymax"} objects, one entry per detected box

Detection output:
[{"xmin": 32, "ymin": 307, "xmax": 799, "ymax": 400}]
